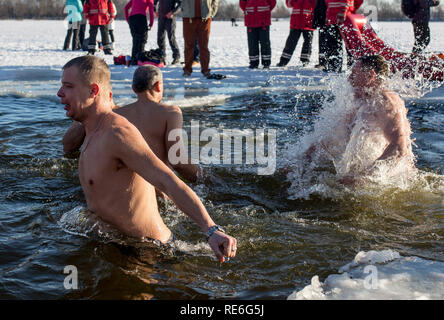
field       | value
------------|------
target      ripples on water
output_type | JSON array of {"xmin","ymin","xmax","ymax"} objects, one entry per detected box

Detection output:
[{"xmin": 0, "ymin": 73, "xmax": 443, "ymax": 299}]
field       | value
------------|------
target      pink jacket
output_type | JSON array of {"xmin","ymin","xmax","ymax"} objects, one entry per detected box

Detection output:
[{"xmin": 124, "ymin": 0, "xmax": 155, "ymax": 27}]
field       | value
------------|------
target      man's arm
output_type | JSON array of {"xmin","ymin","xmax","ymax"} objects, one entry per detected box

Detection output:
[
  {"xmin": 211, "ymin": 0, "xmax": 219, "ymax": 17},
  {"xmin": 172, "ymin": 0, "xmax": 182, "ymax": 14},
  {"xmin": 270, "ymin": 0, "xmax": 277, "ymax": 11},
  {"xmin": 147, "ymin": 0, "xmax": 155, "ymax": 28},
  {"xmin": 165, "ymin": 106, "xmax": 200, "ymax": 182},
  {"xmin": 124, "ymin": 0, "xmax": 131, "ymax": 21},
  {"xmin": 378, "ymin": 95, "xmax": 411, "ymax": 161},
  {"xmin": 62, "ymin": 121, "xmax": 86, "ymax": 154},
  {"xmin": 111, "ymin": 121, "xmax": 236, "ymax": 262}
]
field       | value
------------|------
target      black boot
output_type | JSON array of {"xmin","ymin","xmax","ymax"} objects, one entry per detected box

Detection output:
[
  {"xmin": 249, "ymin": 60, "xmax": 259, "ymax": 69},
  {"xmin": 276, "ymin": 57, "xmax": 289, "ymax": 67}
]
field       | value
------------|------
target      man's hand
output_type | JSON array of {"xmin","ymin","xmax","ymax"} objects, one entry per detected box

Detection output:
[
  {"xmin": 208, "ymin": 231, "xmax": 237, "ymax": 263},
  {"xmin": 166, "ymin": 11, "xmax": 174, "ymax": 19}
]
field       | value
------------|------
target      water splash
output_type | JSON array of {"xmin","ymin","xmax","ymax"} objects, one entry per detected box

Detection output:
[{"xmin": 284, "ymin": 73, "xmax": 444, "ymax": 200}]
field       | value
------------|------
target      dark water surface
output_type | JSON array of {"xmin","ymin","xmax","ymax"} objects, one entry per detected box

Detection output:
[{"xmin": 0, "ymin": 73, "xmax": 443, "ymax": 299}]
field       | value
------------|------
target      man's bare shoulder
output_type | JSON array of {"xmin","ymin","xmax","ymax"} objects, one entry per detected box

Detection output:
[
  {"xmin": 115, "ymin": 102, "xmax": 136, "ymax": 115},
  {"xmin": 381, "ymin": 90, "xmax": 406, "ymax": 115},
  {"xmin": 152, "ymin": 102, "xmax": 182, "ymax": 124},
  {"xmin": 105, "ymin": 113, "xmax": 141, "ymax": 145},
  {"xmin": 382, "ymin": 90, "xmax": 404, "ymax": 107}
]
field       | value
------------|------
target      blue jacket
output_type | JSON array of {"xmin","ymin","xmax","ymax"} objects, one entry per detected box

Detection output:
[{"xmin": 66, "ymin": 0, "xmax": 84, "ymax": 23}]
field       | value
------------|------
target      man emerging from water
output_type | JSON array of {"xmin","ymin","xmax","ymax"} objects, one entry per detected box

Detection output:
[
  {"xmin": 57, "ymin": 56, "xmax": 237, "ymax": 262},
  {"xmin": 306, "ymin": 55, "xmax": 415, "ymax": 184}
]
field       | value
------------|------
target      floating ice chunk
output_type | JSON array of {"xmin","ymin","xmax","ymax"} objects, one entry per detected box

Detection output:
[
  {"xmin": 289, "ymin": 250, "xmax": 444, "ymax": 300},
  {"xmin": 339, "ymin": 249, "xmax": 401, "ymax": 273}
]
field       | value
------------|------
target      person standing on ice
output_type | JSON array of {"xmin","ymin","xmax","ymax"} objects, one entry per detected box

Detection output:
[
  {"xmin": 407, "ymin": 0, "xmax": 440, "ymax": 54},
  {"xmin": 63, "ymin": 0, "xmax": 84, "ymax": 51},
  {"xmin": 107, "ymin": 1, "xmax": 117, "ymax": 50},
  {"xmin": 276, "ymin": 0, "xmax": 316, "ymax": 67},
  {"xmin": 324, "ymin": 0, "xmax": 362, "ymax": 72},
  {"xmin": 125, "ymin": 0, "xmax": 155, "ymax": 65},
  {"xmin": 181, "ymin": 0, "xmax": 225, "ymax": 79},
  {"xmin": 79, "ymin": 0, "xmax": 88, "ymax": 49},
  {"xmin": 84, "ymin": 0, "xmax": 115, "ymax": 55},
  {"xmin": 240, "ymin": 0, "xmax": 276, "ymax": 69},
  {"xmin": 154, "ymin": 0, "xmax": 182, "ymax": 65}
]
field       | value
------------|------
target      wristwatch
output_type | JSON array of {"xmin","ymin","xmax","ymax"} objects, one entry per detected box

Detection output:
[{"xmin": 206, "ymin": 225, "xmax": 225, "ymax": 241}]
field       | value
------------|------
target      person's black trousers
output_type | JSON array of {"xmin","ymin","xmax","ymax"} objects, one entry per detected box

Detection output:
[
  {"xmin": 247, "ymin": 26, "xmax": 271, "ymax": 68},
  {"xmin": 157, "ymin": 16, "xmax": 180, "ymax": 60},
  {"xmin": 318, "ymin": 26, "xmax": 328, "ymax": 67},
  {"xmin": 129, "ymin": 14, "xmax": 148, "ymax": 63},
  {"xmin": 63, "ymin": 22, "xmax": 80, "ymax": 51},
  {"xmin": 325, "ymin": 24, "xmax": 343, "ymax": 72},
  {"xmin": 279, "ymin": 29, "xmax": 313, "ymax": 65},
  {"xmin": 88, "ymin": 24, "xmax": 112, "ymax": 54},
  {"xmin": 79, "ymin": 22, "xmax": 86, "ymax": 48},
  {"xmin": 412, "ymin": 22, "xmax": 430, "ymax": 54}
]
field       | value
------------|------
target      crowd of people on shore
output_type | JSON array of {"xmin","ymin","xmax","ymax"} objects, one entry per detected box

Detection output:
[{"xmin": 63, "ymin": 0, "xmax": 440, "ymax": 77}]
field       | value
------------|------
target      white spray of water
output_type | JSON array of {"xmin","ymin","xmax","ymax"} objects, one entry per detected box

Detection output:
[{"xmin": 284, "ymin": 72, "xmax": 443, "ymax": 200}]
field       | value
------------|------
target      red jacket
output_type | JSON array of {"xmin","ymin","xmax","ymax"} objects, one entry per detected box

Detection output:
[
  {"xmin": 84, "ymin": 0, "xmax": 116, "ymax": 26},
  {"xmin": 240, "ymin": 0, "xmax": 277, "ymax": 28},
  {"xmin": 325, "ymin": 0, "xmax": 362, "ymax": 26},
  {"xmin": 287, "ymin": 0, "xmax": 317, "ymax": 30}
]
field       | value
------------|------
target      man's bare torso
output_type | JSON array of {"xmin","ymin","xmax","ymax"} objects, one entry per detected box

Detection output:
[{"xmin": 78, "ymin": 113, "xmax": 171, "ymax": 242}]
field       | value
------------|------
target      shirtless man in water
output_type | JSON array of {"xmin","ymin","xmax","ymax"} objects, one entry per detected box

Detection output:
[
  {"xmin": 305, "ymin": 55, "xmax": 415, "ymax": 182},
  {"xmin": 57, "ymin": 56, "xmax": 236, "ymax": 262},
  {"xmin": 62, "ymin": 65, "xmax": 199, "ymax": 182}
]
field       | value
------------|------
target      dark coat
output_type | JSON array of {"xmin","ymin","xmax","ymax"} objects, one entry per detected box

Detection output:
[
  {"xmin": 412, "ymin": 0, "xmax": 440, "ymax": 24},
  {"xmin": 154, "ymin": 0, "xmax": 181, "ymax": 17}
]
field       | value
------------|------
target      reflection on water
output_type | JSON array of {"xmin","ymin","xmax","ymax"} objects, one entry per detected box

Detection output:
[{"xmin": 0, "ymin": 75, "xmax": 443, "ymax": 299}]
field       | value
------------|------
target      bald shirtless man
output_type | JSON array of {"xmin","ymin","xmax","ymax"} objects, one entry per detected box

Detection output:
[
  {"xmin": 62, "ymin": 65, "xmax": 199, "ymax": 182},
  {"xmin": 57, "ymin": 56, "xmax": 236, "ymax": 262},
  {"xmin": 304, "ymin": 55, "xmax": 415, "ymax": 183}
]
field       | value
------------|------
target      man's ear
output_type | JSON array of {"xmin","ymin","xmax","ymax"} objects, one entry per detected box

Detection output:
[
  {"xmin": 90, "ymin": 83, "xmax": 100, "ymax": 98},
  {"xmin": 154, "ymin": 81, "xmax": 161, "ymax": 92}
]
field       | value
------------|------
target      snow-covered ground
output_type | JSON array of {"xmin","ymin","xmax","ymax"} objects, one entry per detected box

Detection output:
[
  {"xmin": 1, "ymin": 19, "xmax": 443, "ymax": 107},
  {"xmin": 1, "ymin": 19, "xmax": 443, "ymax": 68},
  {"xmin": 0, "ymin": 19, "xmax": 443, "ymax": 300}
]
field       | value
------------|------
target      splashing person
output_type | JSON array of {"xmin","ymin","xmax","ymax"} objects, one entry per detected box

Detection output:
[{"xmin": 302, "ymin": 55, "xmax": 416, "ymax": 187}]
